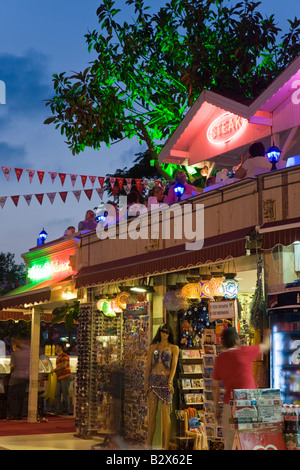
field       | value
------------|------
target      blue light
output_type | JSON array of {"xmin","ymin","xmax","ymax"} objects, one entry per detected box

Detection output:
[
  {"xmin": 96, "ymin": 210, "xmax": 108, "ymax": 223},
  {"xmin": 174, "ymin": 182, "xmax": 185, "ymax": 200},
  {"xmin": 266, "ymin": 145, "xmax": 282, "ymax": 171},
  {"xmin": 37, "ymin": 228, "xmax": 47, "ymax": 246}
]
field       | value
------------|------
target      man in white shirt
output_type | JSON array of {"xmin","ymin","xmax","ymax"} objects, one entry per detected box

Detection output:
[{"xmin": 235, "ymin": 142, "xmax": 271, "ymax": 179}]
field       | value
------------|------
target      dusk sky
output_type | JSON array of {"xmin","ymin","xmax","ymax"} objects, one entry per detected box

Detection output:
[{"xmin": 0, "ymin": 0, "xmax": 299, "ymax": 264}]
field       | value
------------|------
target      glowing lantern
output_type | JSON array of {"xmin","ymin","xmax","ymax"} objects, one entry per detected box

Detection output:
[
  {"xmin": 111, "ymin": 298, "xmax": 122, "ymax": 314},
  {"xmin": 208, "ymin": 277, "xmax": 224, "ymax": 297},
  {"xmin": 201, "ymin": 280, "xmax": 213, "ymax": 298},
  {"xmin": 222, "ymin": 278, "xmax": 239, "ymax": 299},
  {"xmin": 181, "ymin": 283, "xmax": 201, "ymax": 299},
  {"xmin": 102, "ymin": 300, "xmax": 116, "ymax": 317},
  {"xmin": 115, "ymin": 291, "xmax": 130, "ymax": 310}
]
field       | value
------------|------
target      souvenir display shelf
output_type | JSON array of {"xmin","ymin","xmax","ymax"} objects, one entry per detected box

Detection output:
[
  {"xmin": 122, "ymin": 301, "xmax": 150, "ymax": 445},
  {"xmin": 75, "ymin": 303, "xmax": 123, "ymax": 438}
]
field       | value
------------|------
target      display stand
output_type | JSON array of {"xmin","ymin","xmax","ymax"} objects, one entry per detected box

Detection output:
[{"xmin": 232, "ymin": 428, "xmax": 287, "ymax": 450}]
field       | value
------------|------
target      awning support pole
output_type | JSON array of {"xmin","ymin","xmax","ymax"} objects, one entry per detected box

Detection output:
[{"xmin": 27, "ymin": 306, "xmax": 41, "ymax": 423}]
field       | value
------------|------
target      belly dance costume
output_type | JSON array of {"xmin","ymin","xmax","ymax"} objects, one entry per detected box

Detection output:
[{"xmin": 148, "ymin": 347, "xmax": 173, "ymax": 404}]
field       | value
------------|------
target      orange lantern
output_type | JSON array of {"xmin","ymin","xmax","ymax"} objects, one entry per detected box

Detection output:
[
  {"xmin": 181, "ymin": 283, "xmax": 201, "ymax": 299},
  {"xmin": 115, "ymin": 291, "xmax": 130, "ymax": 310},
  {"xmin": 208, "ymin": 277, "xmax": 224, "ymax": 297}
]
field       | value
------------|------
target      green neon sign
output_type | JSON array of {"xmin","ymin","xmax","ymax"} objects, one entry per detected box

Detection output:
[{"xmin": 27, "ymin": 259, "xmax": 71, "ymax": 282}]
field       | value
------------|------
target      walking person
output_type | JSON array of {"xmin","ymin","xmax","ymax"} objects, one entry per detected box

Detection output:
[
  {"xmin": 52, "ymin": 342, "xmax": 71, "ymax": 415},
  {"xmin": 7, "ymin": 336, "xmax": 30, "ymax": 420},
  {"xmin": 212, "ymin": 327, "xmax": 271, "ymax": 450}
]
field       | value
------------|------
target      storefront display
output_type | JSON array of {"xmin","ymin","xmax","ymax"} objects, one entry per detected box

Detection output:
[{"xmin": 122, "ymin": 301, "xmax": 150, "ymax": 445}]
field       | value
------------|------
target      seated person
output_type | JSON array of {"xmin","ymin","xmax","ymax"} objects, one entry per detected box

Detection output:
[
  {"xmin": 78, "ymin": 210, "xmax": 97, "ymax": 231},
  {"xmin": 63, "ymin": 226, "xmax": 75, "ymax": 236},
  {"xmin": 166, "ymin": 170, "xmax": 200, "ymax": 204},
  {"xmin": 235, "ymin": 142, "xmax": 271, "ymax": 179}
]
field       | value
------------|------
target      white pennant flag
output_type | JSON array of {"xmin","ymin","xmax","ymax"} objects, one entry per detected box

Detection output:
[
  {"xmin": 89, "ymin": 175, "xmax": 96, "ymax": 187},
  {"xmin": 109, "ymin": 177, "xmax": 116, "ymax": 189},
  {"xmin": 95, "ymin": 188, "xmax": 104, "ymax": 199},
  {"xmin": 125, "ymin": 178, "xmax": 132, "ymax": 190},
  {"xmin": 26, "ymin": 169, "xmax": 35, "ymax": 183},
  {"xmin": 23, "ymin": 194, "xmax": 32, "ymax": 206},
  {"xmin": 70, "ymin": 174, "xmax": 77, "ymax": 187},
  {"xmin": 73, "ymin": 190, "xmax": 81, "ymax": 202},
  {"xmin": 47, "ymin": 192, "xmax": 56, "ymax": 204},
  {"xmin": 2, "ymin": 167, "xmax": 11, "ymax": 181},
  {"xmin": 0, "ymin": 196, "xmax": 7, "ymax": 208}
]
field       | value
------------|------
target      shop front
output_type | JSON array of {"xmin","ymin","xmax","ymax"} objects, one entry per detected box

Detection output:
[{"xmin": 0, "ymin": 236, "xmax": 79, "ymax": 421}]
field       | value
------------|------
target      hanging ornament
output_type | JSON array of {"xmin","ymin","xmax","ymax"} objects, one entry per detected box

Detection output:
[
  {"xmin": 181, "ymin": 283, "xmax": 201, "ymax": 299},
  {"xmin": 201, "ymin": 280, "xmax": 213, "ymax": 298},
  {"xmin": 208, "ymin": 277, "xmax": 224, "ymax": 297},
  {"xmin": 222, "ymin": 278, "xmax": 239, "ymax": 299},
  {"xmin": 115, "ymin": 291, "xmax": 130, "ymax": 310}
]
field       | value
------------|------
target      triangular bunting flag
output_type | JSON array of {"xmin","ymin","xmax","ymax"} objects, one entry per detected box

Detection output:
[
  {"xmin": 155, "ymin": 180, "xmax": 160, "ymax": 186},
  {"xmin": 15, "ymin": 168, "xmax": 23, "ymax": 182},
  {"xmin": 73, "ymin": 190, "xmax": 81, "ymax": 202},
  {"xmin": 123, "ymin": 185, "xmax": 130, "ymax": 195},
  {"xmin": 109, "ymin": 177, "xmax": 116, "ymax": 189},
  {"xmin": 11, "ymin": 195, "xmax": 19, "ymax": 207},
  {"xmin": 37, "ymin": 171, "xmax": 45, "ymax": 184},
  {"xmin": 23, "ymin": 194, "xmax": 32, "ymax": 206},
  {"xmin": 112, "ymin": 186, "xmax": 119, "ymax": 197},
  {"xmin": 98, "ymin": 177, "xmax": 105, "ymax": 188},
  {"xmin": 117, "ymin": 177, "xmax": 124, "ymax": 190},
  {"xmin": 84, "ymin": 189, "xmax": 93, "ymax": 200},
  {"xmin": 47, "ymin": 192, "xmax": 56, "ymax": 205},
  {"xmin": 95, "ymin": 188, "xmax": 104, "ymax": 199},
  {"xmin": 35, "ymin": 193, "xmax": 44, "ymax": 205},
  {"xmin": 59, "ymin": 173, "xmax": 67, "ymax": 186},
  {"xmin": 143, "ymin": 179, "xmax": 149, "ymax": 191},
  {"xmin": 49, "ymin": 172, "xmax": 57, "ymax": 184},
  {"xmin": 70, "ymin": 174, "xmax": 77, "ymax": 187},
  {"xmin": 26, "ymin": 169, "xmax": 35, "ymax": 183},
  {"xmin": 80, "ymin": 175, "xmax": 87, "ymax": 187},
  {"xmin": 125, "ymin": 178, "xmax": 132, "ymax": 190},
  {"xmin": 2, "ymin": 167, "xmax": 11, "ymax": 181},
  {"xmin": 89, "ymin": 176, "xmax": 96, "ymax": 187},
  {"xmin": 0, "ymin": 196, "xmax": 7, "ymax": 208},
  {"xmin": 59, "ymin": 191, "xmax": 68, "ymax": 203},
  {"xmin": 135, "ymin": 178, "xmax": 143, "ymax": 195}
]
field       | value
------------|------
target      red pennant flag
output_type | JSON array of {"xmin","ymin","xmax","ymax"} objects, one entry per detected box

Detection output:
[
  {"xmin": 112, "ymin": 186, "xmax": 119, "ymax": 197},
  {"xmin": 37, "ymin": 171, "xmax": 45, "ymax": 184},
  {"xmin": 135, "ymin": 178, "xmax": 143, "ymax": 195},
  {"xmin": 70, "ymin": 174, "xmax": 77, "ymax": 187},
  {"xmin": 35, "ymin": 193, "xmax": 44, "ymax": 205},
  {"xmin": 84, "ymin": 189, "xmax": 93, "ymax": 200},
  {"xmin": 155, "ymin": 180, "xmax": 160, "ymax": 186},
  {"xmin": 26, "ymin": 169, "xmax": 35, "ymax": 183},
  {"xmin": 2, "ymin": 167, "xmax": 11, "ymax": 181},
  {"xmin": 49, "ymin": 172, "xmax": 57, "ymax": 184},
  {"xmin": 59, "ymin": 191, "xmax": 68, "ymax": 203},
  {"xmin": 117, "ymin": 177, "xmax": 124, "ymax": 190},
  {"xmin": 80, "ymin": 175, "xmax": 87, "ymax": 187},
  {"xmin": 11, "ymin": 195, "xmax": 19, "ymax": 207},
  {"xmin": 98, "ymin": 177, "xmax": 105, "ymax": 188},
  {"xmin": 59, "ymin": 173, "xmax": 66, "ymax": 186},
  {"xmin": 89, "ymin": 176, "xmax": 96, "ymax": 186},
  {"xmin": 14, "ymin": 168, "xmax": 23, "ymax": 182}
]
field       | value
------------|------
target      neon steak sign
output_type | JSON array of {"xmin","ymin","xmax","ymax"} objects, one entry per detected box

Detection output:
[{"xmin": 207, "ymin": 112, "xmax": 247, "ymax": 145}]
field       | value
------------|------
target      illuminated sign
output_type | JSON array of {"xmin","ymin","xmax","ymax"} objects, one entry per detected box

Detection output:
[
  {"xmin": 28, "ymin": 259, "xmax": 71, "ymax": 282},
  {"xmin": 207, "ymin": 112, "xmax": 247, "ymax": 145}
]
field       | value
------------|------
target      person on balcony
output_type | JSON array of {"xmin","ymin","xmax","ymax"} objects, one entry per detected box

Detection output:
[
  {"xmin": 78, "ymin": 210, "xmax": 97, "ymax": 232},
  {"xmin": 166, "ymin": 170, "xmax": 201, "ymax": 204},
  {"xmin": 235, "ymin": 142, "xmax": 271, "ymax": 179}
]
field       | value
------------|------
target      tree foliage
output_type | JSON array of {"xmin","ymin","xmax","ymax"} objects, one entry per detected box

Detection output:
[
  {"xmin": 0, "ymin": 252, "xmax": 26, "ymax": 296},
  {"xmin": 45, "ymin": 0, "xmax": 300, "ymax": 162}
]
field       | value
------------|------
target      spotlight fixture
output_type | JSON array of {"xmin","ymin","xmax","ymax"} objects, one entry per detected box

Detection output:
[{"xmin": 37, "ymin": 228, "xmax": 48, "ymax": 246}]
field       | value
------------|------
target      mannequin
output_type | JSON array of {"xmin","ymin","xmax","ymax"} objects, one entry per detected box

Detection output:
[{"xmin": 144, "ymin": 324, "xmax": 179, "ymax": 449}]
